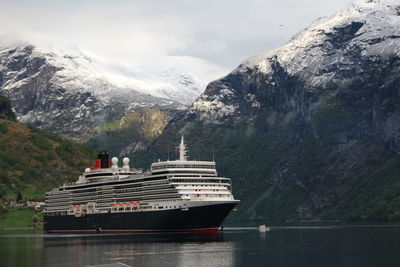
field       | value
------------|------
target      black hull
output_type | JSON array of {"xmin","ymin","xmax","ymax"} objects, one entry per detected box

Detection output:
[{"xmin": 44, "ymin": 202, "xmax": 236, "ymax": 233}]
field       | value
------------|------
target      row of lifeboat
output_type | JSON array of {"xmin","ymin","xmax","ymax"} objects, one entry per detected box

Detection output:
[{"xmin": 69, "ymin": 202, "xmax": 142, "ymax": 217}]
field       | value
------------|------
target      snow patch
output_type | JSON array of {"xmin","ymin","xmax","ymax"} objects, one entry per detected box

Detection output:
[
  {"xmin": 2, "ymin": 45, "xmax": 206, "ymax": 106},
  {"xmin": 237, "ymin": 0, "xmax": 400, "ymax": 89},
  {"xmin": 191, "ymin": 94, "xmax": 238, "ymax": 124}
]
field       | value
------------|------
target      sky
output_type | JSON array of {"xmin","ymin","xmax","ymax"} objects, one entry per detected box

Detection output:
[{"xmin": 0, "ymin": 0, "xmax": 353, "ymax": 82}]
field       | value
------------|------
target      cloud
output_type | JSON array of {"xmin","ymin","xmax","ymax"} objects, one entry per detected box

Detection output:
[{"xmin": 0, "ymin": 0, "xmax": 352, "ymax": 82}]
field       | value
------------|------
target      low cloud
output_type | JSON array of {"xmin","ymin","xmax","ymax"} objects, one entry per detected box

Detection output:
[{"xmin": 0, "ymin": 0, "xmax": 352, "ymax": 82}]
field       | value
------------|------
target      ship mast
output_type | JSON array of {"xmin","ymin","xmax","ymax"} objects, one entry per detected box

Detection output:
[{"xmin": 179, "ymin": 136, "xmax": 187, "ymax": 161}]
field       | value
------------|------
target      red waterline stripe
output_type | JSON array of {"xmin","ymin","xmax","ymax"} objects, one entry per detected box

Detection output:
[{"xmin": 47, "ymin": 228, "xmax": 219, "ymax": 233}]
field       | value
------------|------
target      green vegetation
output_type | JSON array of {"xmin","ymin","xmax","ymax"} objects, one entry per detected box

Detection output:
[
  {"xmin": 0, "ymin": 95, "xmax": 16, "ymax": 121},
  {"xmin": 134, "ymin": 119, "xmax": 297, "ymax": 221},
  {"xmin": 312, "ymin": 94, "xmax": 356, "ymax": 144},
  {"xmin": 0, "ymin": 117, "xmax": 94, "ymax": 223},
  {"xmin": 31, "ymin": 134, "xmax": 52, "ymax": 150},
  {"xmin": 86, "ymin": 108, "xmax": 169, "ymax": 157},
  {"xmin": 134, "ymin": 91, "xmax": 400, "ymax": 223},
  {"xmin": 0, "ymin": 208, "xmax": 41, "ymax": 229},
  {"xmin": 333, "ymin": 153, "xmax": 400, "ymax": 222},
  {"xmin": 0, "ymin": 90, "xmax": 398, "ymax": 224},
  {"xmin": 0, "ymin": 122, "xmax": 7, "ymax": 134},
  {"xmin": 253, "ymin": 185, "xmax": 309, "ymax": 221},
  {"xmin": 22, "ymin": 185, "xmax": 44, "ymax": 200}
]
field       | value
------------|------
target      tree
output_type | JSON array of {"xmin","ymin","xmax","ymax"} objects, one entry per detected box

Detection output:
[{"xmin": 16, "ymin": 192, "xmax": 22, "ymax": 202}]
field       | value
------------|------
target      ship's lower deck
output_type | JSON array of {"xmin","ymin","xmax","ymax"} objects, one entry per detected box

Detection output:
[{"xmin": 44, "ymin": 201, "xmax": 237, "ymax": 233}]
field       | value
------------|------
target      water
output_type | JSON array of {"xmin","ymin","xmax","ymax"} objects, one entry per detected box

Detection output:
[{"xmin": 1, "ymin": 225, "xmax": 400, "ymax": 267}]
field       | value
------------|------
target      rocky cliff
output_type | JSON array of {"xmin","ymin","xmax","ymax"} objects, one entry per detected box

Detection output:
[
  {"xmin": 0, "ymin": 44, "xmax": 204, "ymax": 151},
  {"xmin": 136, "ymin": 0, "xmax": 400, "ymax": 222}
]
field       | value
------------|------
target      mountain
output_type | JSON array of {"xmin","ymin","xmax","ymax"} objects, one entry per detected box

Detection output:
[
  {"xmin": 86, "ymin": 107, "xmax": 174, "ymax": 157},
  {"xmin": 135, "ymin": 0, "xmax": 400, "ymax": 222},
  {"xmin": 0, "ymin": 96, "xmax": 94, "ymax": 216},
  {"xmin": 0, "ymin": 44, "xmax": 205, "ymax": 146}
]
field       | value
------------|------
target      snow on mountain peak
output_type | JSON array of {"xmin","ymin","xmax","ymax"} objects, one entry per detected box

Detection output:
[
  {"xmin": 0, "ymin": 43, "xmax": 209, "ymax": 138},
  {"xmin": 2, "ymin": 44, "xmax": 205, "ymax": 106},
  {"xmin": 238, "ymin": 0, "xmax": 400, "ymax": 87},
  {"xmin": 189, "ymin": 0, "xmax": 400, "ymax": 123},
  {"xmin": 353, "ymin": 0, "xmax": 400, "ymax": 7}
]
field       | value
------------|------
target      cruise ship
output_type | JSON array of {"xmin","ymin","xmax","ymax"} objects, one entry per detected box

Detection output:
[{"xmin": 43, "ymin": 137, "xmax": 239, "ymax": 233}]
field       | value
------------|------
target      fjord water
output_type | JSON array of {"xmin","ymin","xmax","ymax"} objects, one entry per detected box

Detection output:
[{"xmin": 1, "ymin": 225, "xmax": 399, "ymax": 267}]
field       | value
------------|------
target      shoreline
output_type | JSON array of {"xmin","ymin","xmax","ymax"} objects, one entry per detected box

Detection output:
[{"xmin": 0, "ymin": 227, "xmax": 41, "ymax": 231}]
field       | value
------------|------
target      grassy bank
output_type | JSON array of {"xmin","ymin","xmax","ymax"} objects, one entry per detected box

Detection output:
[{"xmin": 0, "ymin": 208, "xmax": 42, "ymax": 229}]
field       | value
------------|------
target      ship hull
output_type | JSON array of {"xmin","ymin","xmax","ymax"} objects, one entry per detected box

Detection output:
[{"xmin": 44, "ymin": 202, "xmax": 236, "ymax": 233}]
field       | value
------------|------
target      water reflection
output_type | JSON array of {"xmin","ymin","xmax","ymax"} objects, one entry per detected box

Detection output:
[
  {"xmin": 258, "ymin": 231, "xmax": 266, "ymax": 242},
  {"xmin": 42, "ymin": 233, "xmax": 236, "ymax": 267},
  {"xmin": 1, "ymin": 226, "xmax": 400, "ymax": 267}
]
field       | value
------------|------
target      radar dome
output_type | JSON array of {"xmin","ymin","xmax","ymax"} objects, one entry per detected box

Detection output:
[
  {"xmin": 112, "ymin": 157, "xmax": 118, "ymax": 165},
  {"xmin": 123, "ymin": 157, "xmax": 130, "ymax": 165}
]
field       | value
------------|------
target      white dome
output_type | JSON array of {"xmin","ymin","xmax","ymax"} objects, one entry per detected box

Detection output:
[
  {"xmin": 123, "ymin": 157, "xmax": 130, "ymax": 165},
  {"xmin": 85, "ymin": 168, "xmax": 91, "ymax": 173},
  {"xmin": 112, "ymin": 157, "xmax": 118, "ymax": 165}
]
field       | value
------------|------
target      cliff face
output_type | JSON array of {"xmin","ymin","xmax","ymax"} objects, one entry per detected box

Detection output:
[
  {"xmin": 0, "ymin": 44, "xmax": 204, "ymax": 147},
  {"xmin": 136, "ymin": 0, "xmax": 400, "ymax": 221}
]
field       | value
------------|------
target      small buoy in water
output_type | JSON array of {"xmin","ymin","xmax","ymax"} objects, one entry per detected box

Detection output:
[{"xmin": 258, "ymin": 224, "xmax": 270, "ymax": 232}]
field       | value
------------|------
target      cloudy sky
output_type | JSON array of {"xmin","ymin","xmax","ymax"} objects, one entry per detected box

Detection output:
[{"xmin": 0, "ymin": 0, "xmax": 353, "ymax": 82}]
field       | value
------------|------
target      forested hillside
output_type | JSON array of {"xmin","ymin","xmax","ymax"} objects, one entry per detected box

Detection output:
[{"xmin": 0, "ymin": 95, "xmax": 94, "ymax": 216}]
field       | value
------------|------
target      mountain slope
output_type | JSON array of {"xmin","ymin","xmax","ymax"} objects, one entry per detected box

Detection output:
[
  {"xmin": 135, "ymin": 0, "xmax": 400, "ymax": 222},
  {"xmin": 86, "ymin": 107, "xmax": 173, "ymax": 157},
  {"xmin": 0, "ymin": 116, "xmax": 94, "ymax": 215},
  {"xmin": 1, "ymin": 93, "xmax": 92, "ymax": 202},
  {"xmin": 0, "ymin": 44, "xmax": 205, "ymax": 142}
]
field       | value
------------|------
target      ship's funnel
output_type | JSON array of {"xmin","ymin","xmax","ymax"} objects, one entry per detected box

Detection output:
[{"xmin": 98, "ymin": 151, "xmax": 110, "ymax": 168}]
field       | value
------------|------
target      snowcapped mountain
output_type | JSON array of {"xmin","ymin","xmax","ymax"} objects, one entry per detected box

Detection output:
[
  {"xmin": 242, "ymin": 0, "xmax": 400, "ymax": 84},
  {"xmin": 191, "ymin": 0, "xmax": 400, "ymax": 125},
  {"xmin": 0, "ymin": 43, "xmax": 205, "ymax": 139},
  {"xmin": 141, "ymin": 0, "xmax": 400, "ymax": 221}
]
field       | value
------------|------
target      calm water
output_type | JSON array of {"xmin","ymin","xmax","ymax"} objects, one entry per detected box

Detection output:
[{"xmin": 0, "ymin": 225, "xmax": 399, "ymax": 267}]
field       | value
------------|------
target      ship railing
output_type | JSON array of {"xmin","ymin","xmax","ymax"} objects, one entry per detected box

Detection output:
[
  {"xmin": 174, "ymin": 185, "xmax": 229, "ymax": 190},
  {"xmin": 177, "ymin": 190, "xmax": 232, "ymax": 195}
]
